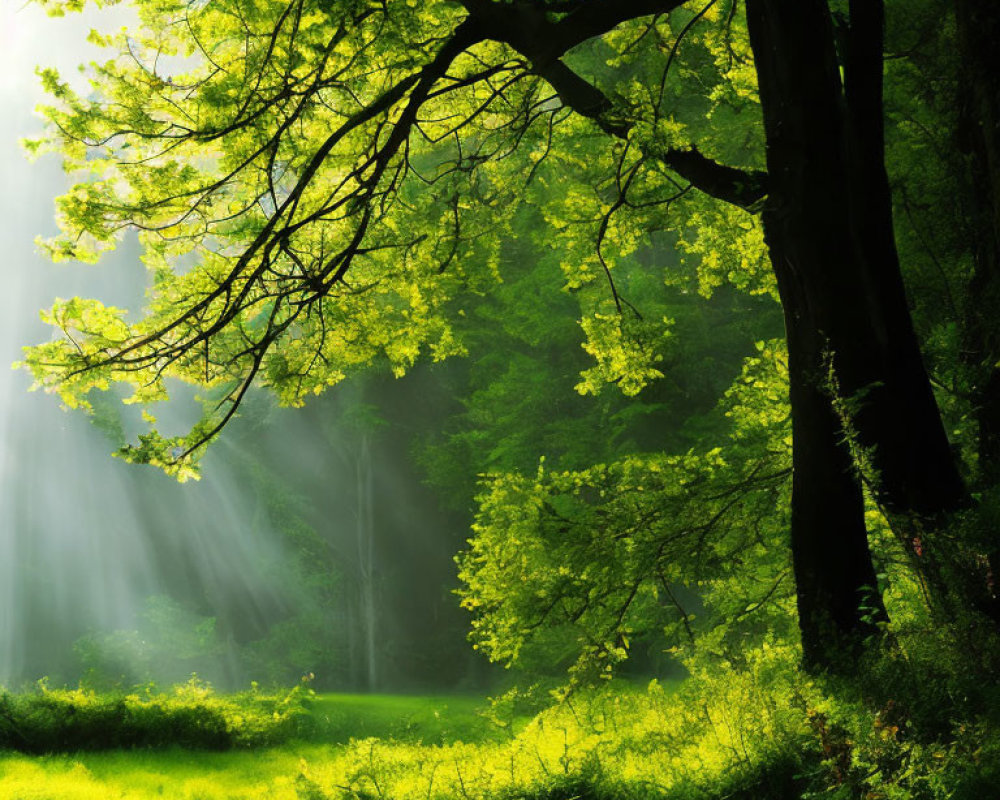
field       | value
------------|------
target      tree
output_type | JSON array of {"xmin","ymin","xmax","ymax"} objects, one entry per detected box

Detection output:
[
  {"xmin": 23, "ymin": 0, "xmax": 969, "ymax": 668},
  {"xmin": 949, "ymin": 0, "xmax": 1000, "ymax": 620},
  {"xmin": 954, "ymin": 0, "xmax": 1000, "ymax": 492}
]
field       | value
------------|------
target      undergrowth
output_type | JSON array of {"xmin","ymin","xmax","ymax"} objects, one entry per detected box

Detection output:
[
  {"xmin": 293, "ymin": 636, "xmax": 1000, "ymax": 800},
  {"xmin": 2, "ymin": 634, "xmax": 1000, "ymax": 799},
  {"xmin": 0, "ymin": 677, "xmax": 311, "ymax": 752}
]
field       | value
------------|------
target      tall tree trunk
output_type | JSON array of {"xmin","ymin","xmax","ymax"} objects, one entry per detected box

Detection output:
[
  {"xmin": 836, "ymin": 0, "xmax": 970, "ymax": 523},
  {"xmin": 954, "ymin": 0, "xmax": 1000, "ymax": 617},
  {"xmin": 782, "ymin": 280, "xmax": 889, "ymax": 669},
  {"xmin": 955, "ymin": 0, "xmax": 1000, "ymax": 488},
  {"xmin": 745, "ymin": 0, "xmax": 887, "ymax": 669}
]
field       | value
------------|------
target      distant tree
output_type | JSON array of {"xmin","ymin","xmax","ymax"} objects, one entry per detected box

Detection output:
[{"xmin": 23, "ymin": 0, "xmax": 975, "ymax": 668}]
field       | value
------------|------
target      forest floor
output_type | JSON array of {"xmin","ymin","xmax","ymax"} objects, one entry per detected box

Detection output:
[
  {"xmin": 0, "ymin": 692, "xmax": 522, "ymax": 800},
  {"xmin": 7, "ymin": 672, "xmax": 983, "ymax": 800}
]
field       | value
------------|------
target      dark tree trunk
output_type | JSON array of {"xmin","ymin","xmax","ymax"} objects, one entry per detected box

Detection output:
[
  {"xmin": 954, "ymin": 0, "xmax": 1000, "ymax": 618},
  {"xmin": 745, "ymin": 0, "xmax": 887, "ymax": 669},
  {"xmin": 956, "ymin": 0, "xmax": 1000, "ymax": 488},
  {"xmin": 746, "ymin": 0, "xmax": 987, "ymax": 656},
  {"xmin": 836, "ymin": 0, "xmax": 970, "ymax": 522},
  {"xmin": 782, "ymin": 284, "xmax": 888, "ymax": 669}
]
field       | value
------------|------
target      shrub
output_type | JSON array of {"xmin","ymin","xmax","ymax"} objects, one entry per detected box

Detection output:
[{"xmin": 0, "ymin": 677, "xmax": 311, "ymax": 753}]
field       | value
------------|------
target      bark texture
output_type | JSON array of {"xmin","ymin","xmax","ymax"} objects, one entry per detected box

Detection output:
[
  {"xmin": 839, "ymin": 0, "xmax": 969, "ymax": 521},
  {"xmin": 956, "ymin": 0, "xmax": 1000, "ymax": 487},
  {"xmin": 745, "ymin": 0, "xmax": 887, "ymax": 668}
]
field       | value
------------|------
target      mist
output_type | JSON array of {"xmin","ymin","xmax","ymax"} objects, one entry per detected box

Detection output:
[{"xmin": 0, "ymin": 2, "xmax": 473, "ymax": 692}]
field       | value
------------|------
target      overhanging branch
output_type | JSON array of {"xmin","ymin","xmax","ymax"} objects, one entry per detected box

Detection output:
[
  {"xmin": 463, "ymin": 0, "xmax": 768, "ymax": 209},
  {"xmin": 462, "ymin": 0, "xmax": 686, "ymax": 62},
  {"xmin": 535, "ymin": 58, "xmax": 767, "ymax": 208}
]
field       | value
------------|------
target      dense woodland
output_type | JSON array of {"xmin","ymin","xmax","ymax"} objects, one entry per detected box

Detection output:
[{"xmin": 5, "ymin": 0, "xmax": 1000, "ymax": 797}]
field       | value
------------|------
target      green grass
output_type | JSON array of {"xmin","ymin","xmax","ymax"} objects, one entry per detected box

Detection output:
[
  {"xmin": 0, "ymin": 692, "xmax": 503, "ymax": 800},
  {"xmin": 303, "ymin": 692, "xmax": 506, "ymax": 744},
  {"xmin": 0, "ymin": 745, "xmax": 321, "ymax": 799},
  {"xmin": 6, "ymin": 647, "xmax": 996, "ymax": 800},
  {"xmin": 2, "ymin": 684, "xmax": 708, "ymax": 800}
]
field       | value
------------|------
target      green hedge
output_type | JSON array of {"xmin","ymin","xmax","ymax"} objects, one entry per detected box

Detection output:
[{"xmin": 0, "ymin": 679, "xmax": 311, "ymax": 753}]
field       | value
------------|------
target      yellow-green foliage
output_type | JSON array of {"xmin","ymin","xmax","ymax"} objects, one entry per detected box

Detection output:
[
  {"xmin": 299, "ymin": 648, "xmax": 812, "ymax": 800},
  {"xmin": 1, "ymin": 659, "xmax": 814, "ymax": 800},
  {"xmin": 0, "ymin": 679, "xmax": 310, "ymax": 752},
  {"xmin": 0, "ymin": 748, "xmax": 312, "ymax": 800}
]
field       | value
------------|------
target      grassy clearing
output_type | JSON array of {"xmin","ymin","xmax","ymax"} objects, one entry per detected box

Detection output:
[
  {"xmin": 10, "ymin": 664, "xmax": 985, "ymax": 800},
  {"xmin": 9, "ymin": 678, "xmax": 845, "ymax": 800},
  {"xmin": 0, "ymin": 691, "xmax": 506, "ymax": 800},
  {"xmin": 304, "ymin": 692, "xmax": 505, "ymax": 744},
  {"xmin": 0, "ymin": 673, "xmax": 799, "ymax": 800}
]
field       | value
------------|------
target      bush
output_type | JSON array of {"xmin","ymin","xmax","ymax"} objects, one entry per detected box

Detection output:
[{"xmin": 0, "ymin": 677, "xmax": 311, "ymax": 753}]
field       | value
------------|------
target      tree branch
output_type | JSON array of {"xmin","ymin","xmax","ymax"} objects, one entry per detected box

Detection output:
[
  {"xmin": 533, "ymin": 59, "xmax": 767, "ymax": 208},
  {"xmin": 463, "ymin": 0, "xmax": 768, "ymax": 208},
  {"xmin": 462, "ymin": 0, "xmax": 685, "ymax": 63}
]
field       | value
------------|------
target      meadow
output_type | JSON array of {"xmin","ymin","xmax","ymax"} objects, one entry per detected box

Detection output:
[
  {"xmin": 0, "ymin": 690, "xmax": 506, "ymax": 800},
  {"xmin": 5, "ymin": 642, "xmax": 1000, "ymax": 800},
  {"xmin": 0, "ymin": 674, "xmax": 792, "ymax": 800}
]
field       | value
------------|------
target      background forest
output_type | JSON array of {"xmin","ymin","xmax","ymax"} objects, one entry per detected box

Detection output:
[{"xmin": 2, "ymin": 0, "xmax": 1000, "ymax": 798}]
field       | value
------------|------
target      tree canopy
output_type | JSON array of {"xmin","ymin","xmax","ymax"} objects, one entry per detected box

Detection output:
[
  {"xmin": 22, "ymin": 0, "xmax": 1000, "ymax": 677},
  {"xmin": 23, "ymin": 0, "xmax": 770, "ymax": 478}
]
